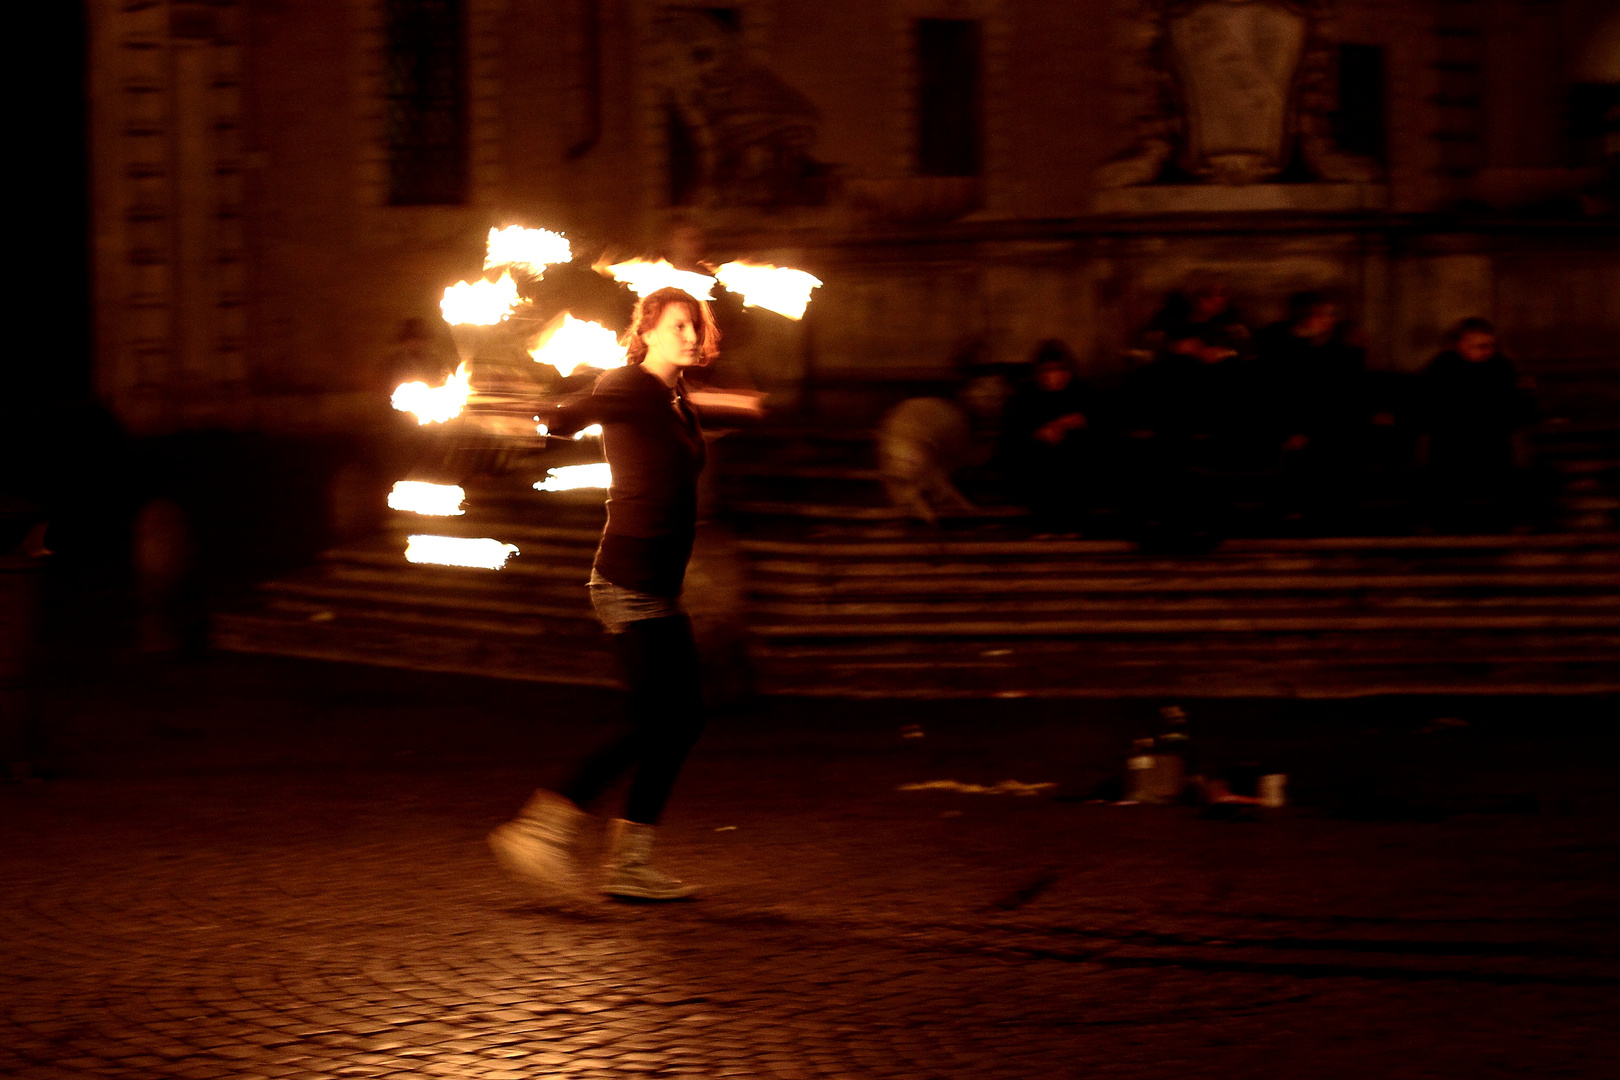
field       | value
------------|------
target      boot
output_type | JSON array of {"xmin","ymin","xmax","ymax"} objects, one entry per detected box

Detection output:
[
  {"xmin": 601, "ymin": 819, "xmax": 696, "ymax": 900},
  {"xmin": 487, "ymin": 789, "xmax": 586, "ymax": 895}
]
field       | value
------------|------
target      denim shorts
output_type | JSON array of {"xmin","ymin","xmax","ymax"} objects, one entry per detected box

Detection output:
[{"xmin": 587, "ymin": 569, "xmax": 682, "ymax": 634}]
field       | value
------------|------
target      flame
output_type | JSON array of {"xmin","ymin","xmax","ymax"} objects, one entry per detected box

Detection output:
[
  {"xmin": 391, "ymin": 361, "xmax": 473, "ymax": 425},
  {"xmin": 387, "ymin": 481, "xmax": 466, "ymax": 517},
  {"xmin": 485, "ymin": 225, "xmax": 571, "ymax": 275},
  {"xmin": 528, "ymin": 314, "xmax": 628, "ymax": 377},
  {"xmin": 404, "ymin": 535, "xmax": 518, "ymax": 570},
  {"xmin": 533, "ymin": 463, "xmax": 612, "ymax": 491},
  {"xmin": 573, "ymin": 423, "xmax": 603, "ymax": 440},
  {"xmin": 440, "ymin": 272, "xmax": 520, "ymax": 325},
  {"xmin": 602, "ymin": 259, "xmax": 716, "ymax": 300},
  {"xmin": 714, "ymin": 262, "xmax": 823, "ymax": 320}
]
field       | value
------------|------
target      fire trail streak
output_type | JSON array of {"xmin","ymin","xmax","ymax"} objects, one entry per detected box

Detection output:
[
  {"xmin": 529, "ymin": 314, "xmax": 628, "ymax": 377},
  {"xmin": 533, "ymin": 463, "xmax": 612, "ymax": 492},
  {"xmin": 387, "ymin": 481, "xmax": 466, "ymax": 517},
  {"xmin": 484, "ymin": 225, "xmax": 571, "ymax": 275},
  {"xmin": 714, "ymin": 261, "xmax": 823, "ymax": 320},
  {"xmin": 601, "ymin": 259, "xmax": 717, "ymax": 300},
  {"xmin": 440, "ymin": 273, "xmax": 521, "ymax": 326},
  {"xmin": 391, "ymin": 362, "xmax": 473, "ymax": 425},
  {"xmin": 404, "ymin": 535, "xmax": 518, "ymax": 570}
]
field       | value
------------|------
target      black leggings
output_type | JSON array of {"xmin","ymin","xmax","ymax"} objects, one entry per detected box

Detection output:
[{"xmin": 561, "ymin": 614, "xmax": 706, "ymax": 824}]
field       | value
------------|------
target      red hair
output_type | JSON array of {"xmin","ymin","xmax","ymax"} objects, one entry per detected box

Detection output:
[{"xmin": 623, "ymin": 287, "xmax": 721, "ymax": 366}]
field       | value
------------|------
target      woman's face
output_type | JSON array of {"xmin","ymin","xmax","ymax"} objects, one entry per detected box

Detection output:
[
  {"xmin": 1035, "ymin": 362, "xmax": 1072, "ymax": 393},
  {"xmin": 642, "ymin": 302, "xmax": 700, "ymax": 369},
  {"xmin": 1456, "ymin": 330, "xmax": 1497, "ymax": 363}
]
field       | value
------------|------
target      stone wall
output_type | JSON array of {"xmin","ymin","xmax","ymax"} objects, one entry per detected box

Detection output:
[
  {"xmin": 87, "ymin": 0, "xmax": 1619, "ymax": 434},
  {"xmin": 725, "ymin": 216, "xmax": 1616, "ymax": 421}
]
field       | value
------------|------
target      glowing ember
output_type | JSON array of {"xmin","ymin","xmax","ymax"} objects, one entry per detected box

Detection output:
[
  {"xmin": 573, "ymin": 423, "xmax": 603, "ymax": 440},
  {"xmin": 533, "ymin": 463, "xmax": 612, "ymax": 491},
  {"xmin": 392, "ymin": 362, "xmax": 473, "ymax": 425},
  {"xmin": 387, "ymin": 481, "xmax": 466, "ymax": 517},
  {"xmin": 440, "ymin": 272, "xmax": 520, "ymax": 325},
  {"xmin": 714, "ymin": 262, "xmax": 823, "ymax": 320},
  {"xmin": 602, "ymin": 259, "xmax": 716, "ymax": 300},
  {"xmin": 404, "ymin": 535, "xmax": 518, "ymax": 570},
  {"xmin": 485, "ymin": 225, "xmax": 571, "ymax": 274},
  {"xmin": 528, "ymin": 314, "xmax": 628, "ymax": 377}
]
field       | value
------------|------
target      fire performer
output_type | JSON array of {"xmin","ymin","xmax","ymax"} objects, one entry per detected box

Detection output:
[{"xmin": 489, "ymin": 287, "xmax": 763, "ymax": 901}]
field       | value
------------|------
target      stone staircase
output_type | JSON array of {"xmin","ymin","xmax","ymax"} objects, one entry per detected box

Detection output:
[
  {"xmin": 215, "ymin": 490, "xmax": 619, "ymax": 688},
  {"xmin": 740, "ymin": 528, "xmax": 1620, "ymax": 697},
  {"xmin": 213, "ymin": 420, "xmax": 1620, "ymax": 698}
]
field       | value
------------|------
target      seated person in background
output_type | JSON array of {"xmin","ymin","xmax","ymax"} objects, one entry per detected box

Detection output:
[
  {"xmin": 1420, "ymin": 318, "xmax": 1537, "ymax": 528},
  {"xmin": 1144, "ymin": 275, "xmax": 1253, "ymax": 366},
  {"xmin": 1000, "ymin": 340, "xmax": 1096, "ymax": 532},
  {"xmin": 877, "ymin": 374, "xmax": 1008, "ymax": 526},
  {"xmin": 1116, "ymin": 303, "xmax": 1250, "ymax": 551},
  {"xmin": 1254, "ymin": 292, "xmax": 1371, "ymax": 526}
]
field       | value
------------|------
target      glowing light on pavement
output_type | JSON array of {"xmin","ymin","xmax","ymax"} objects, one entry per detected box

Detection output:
[
  {"xmin": 404, "ymin": 535, "xmax": 518, "ymax": 569},
  {"xmin": 897, "ymin": 780, "xmax": 1057, "ymax": 796},
  {"xmin": 388, "ymin": 481, "xmax": 466, "ymax": 517}
]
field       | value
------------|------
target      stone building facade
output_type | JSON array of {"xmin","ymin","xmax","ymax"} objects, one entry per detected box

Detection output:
[{"xmin": 88, "ymin": 0, "xmax": 1620, "ymax": 433}]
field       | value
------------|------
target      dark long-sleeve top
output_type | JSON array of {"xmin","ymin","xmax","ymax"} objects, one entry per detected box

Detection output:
[
  {"xmin": 541, "ymin": 363, "xmax": 706, "ymax": 597},
  {"xmin": 1419, "ymin": 350, "xmax": 1535, "ymax": 471},
  {"xmin": 1253, "ymin": 321, "xmax": 1369, "ymax": 444}
]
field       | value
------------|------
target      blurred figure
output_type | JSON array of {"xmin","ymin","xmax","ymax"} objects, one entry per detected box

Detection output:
[
  {"xmin": 1254, "ymin": 292, "xmax": 1371, "ymax": 530},
  {"xmin": 877, "ymin": 373, "xmax": 1008, "ymax": 525},
  {"xmin": 1, "ymin": 496, "xmax": 48, "ymax": 781},
  {"xmin": 1419, "ymin": 318, "xmax": 1537, "ymax": 531},
  {"xmin": 660, "ymin": 218, "xmax": 709, "ymax": 273},
  {"xmin": 1143, "ymin": 275, "xmax": 1253, "ymax": 365},
  {"xmin": 132, "ymin": 496, "xmax": 197, "ymax": 654},
  {"xmin": 489, "ymin": 287, "xmax": 763, "ymax": 904},
  {"xmin": 1000, "ymin": 340, "xmax": 1097, "ymax": 532},
  {"xmin": 385, "ymin": 317, "xmax": 455, "ymax": 392},
  {"xmin": 1117, "ymin": 289, "xmax": 1251, "ymax": 551}
]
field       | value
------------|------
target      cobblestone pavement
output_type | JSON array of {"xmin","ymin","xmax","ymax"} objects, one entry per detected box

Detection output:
[{"xmin": 4, "ymin": 657, "xmax": 1619, "ymax": 1078}]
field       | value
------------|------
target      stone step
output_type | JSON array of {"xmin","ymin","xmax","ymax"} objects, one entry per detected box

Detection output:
[
  {"xmin": 732, "ymin": 500, "xmax": 1029, "ymax": 521},
  {"xmin": 261, "ymin": 581, "xmax": 594, "ymax": 623},
  {"xmin": 749, "ymin": 629, "xmax": 1620, "ymax": 697},
  {"xmin": 213, "ymin": 610, "xmax": 617, "ymax": 687},
  {"xmin": 739, "ymin": 531, "xmax": 1620, "ymax": 557},
  {"xmin": 748, "ymin": 594, "xmax": 1620, "ymax": 620},
  {"xmin": 751, "ymin": 653, "xmax": 1620, "ymax": 699},
  {"xmin": 748, "ymin": 612, "xmax": 1620, "ymax": 640},
  {"xmin": 748, "ymin": 568, "xmax": 1620, "ymax": 596},
  {"xmin": 321, "ymin": 546, "xmax": 592, "ymax": 581}
]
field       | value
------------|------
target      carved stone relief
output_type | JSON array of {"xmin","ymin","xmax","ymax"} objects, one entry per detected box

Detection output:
[
  {"xmin": 646, "ymin": 8, "xmax": 830, "ymax": 209},
  {"xmin": 1099, "ymin": 0, "xmax": 1381, "ymax": 188}
]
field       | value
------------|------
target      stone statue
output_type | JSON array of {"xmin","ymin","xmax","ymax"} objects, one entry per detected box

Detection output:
[
  {"xmin": 1100, "ymin": 0, "xmax": 1381, "ymax": 187},
  {"xmin": 647, "ymin": 9, "xmax": 831, "ymax": 209}
]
